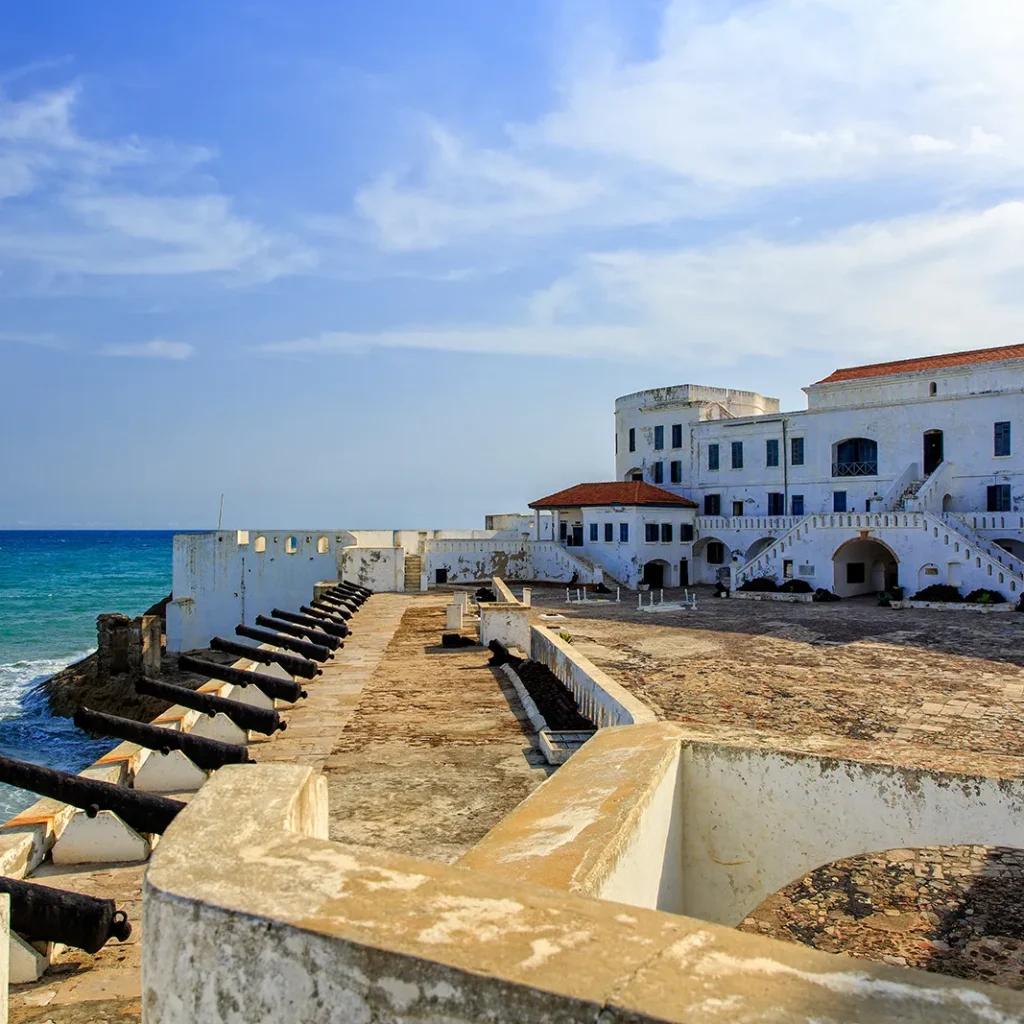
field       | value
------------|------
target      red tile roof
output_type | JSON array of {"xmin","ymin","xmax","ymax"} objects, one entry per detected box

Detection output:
[
  {"xmin": 529, "ymin": 482, "xmax": 698, "ymax": 509},
  {"xmin": 814, "ymin": 344, "xmax": 1024, "ymax": 385}
]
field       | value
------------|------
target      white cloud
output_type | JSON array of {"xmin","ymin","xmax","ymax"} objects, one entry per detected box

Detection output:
[
  {"xmin": 354, "ymin": 0, "xmax": 1024, "ymax": 250},
  {"xmin": 0, "ymin": 82, "xmax": 308, "ymax": 279},
  {"xmin": 265, "ymin": 202, "xmax": 1024, "ymax": 371},
  {"xmin": 100, "ymin": 339, "xmax": 195, "ymax": 360}
]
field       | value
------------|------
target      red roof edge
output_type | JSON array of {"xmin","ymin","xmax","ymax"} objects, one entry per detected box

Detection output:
[
  {"xmin": 814, "ymin": 343, "xmax": 1024, "ymax": 385},
  {"xmin": 529, "ymin": 481, "xmax": 698, "ymax": 509}
]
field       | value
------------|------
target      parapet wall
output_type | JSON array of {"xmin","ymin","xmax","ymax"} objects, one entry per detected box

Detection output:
[
  {"xmin": 529, "ymin": 626, "xmax": 656, "ymax": 728},
  {"xmin": 167, "ymin": 530, "xmax": 343, "ymax": 652},
  {"xmin": 142, "ymin": 757, "xmax": 1024, "ymax": 1023}
]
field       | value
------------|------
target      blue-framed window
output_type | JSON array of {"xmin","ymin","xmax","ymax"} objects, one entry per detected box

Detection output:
[
  {"xmin": 791, "ymin": 437, "xmax": 804, "ymax": 466},
  {"xmin": 833, "ymin": 491, "xmax": 847, "ymax": 512},
  {"xmin": 652, "ymin": 461, "xmax": 664, "ymax": 484},
  {"xmin": 629, "ymin": 428, "xmax": 636, "ymax": 453},
  {"xmin": 995, "ymin": 421, "xmax": 1011, "ymax": 457},
  {"xmin": 768, "ymin": 492, "xmax": 785, "ymax": 515},
  {"xmin": 654, "ymin": 425, "xmax": 664, "ymax": 450},
  {"xmin": 708, "ymin": 443, "xmax": 720, "ymax": 471},
  {"xmin": 731, "ymin": 441, "xmax": 744, "ymax": 469},
  {"xmin": 589, "ymin": 523, "xmax": 598, "ymax": 542},
  {"xmin": 619, "ymin": 522, "xmax": 629, "ymax": 542},
  {"xmin": 791, "ymin": 494, "xmax": 805, "ymax": 516},
  {"xmin": 604, "ymin": 522, "xmax": 613, "ymax": 542},
  {"xmin": 671, "ymin": 424, "xmax": 683, "ymax": 448},
  {"xmin": 670, "ymin": 460, "xmax": 682, "ymax": 484},
  {"xmin": 766, "ymin": 439, "xmax": 779, "ymax": 467}
]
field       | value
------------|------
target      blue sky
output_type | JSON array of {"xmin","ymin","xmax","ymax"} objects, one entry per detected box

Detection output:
[{"xmin": 2, "ymin": 0, "xmax": 1022, "ymax": 528}]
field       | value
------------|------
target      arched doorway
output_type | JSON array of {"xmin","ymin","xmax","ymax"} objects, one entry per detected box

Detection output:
[
  {"xmin": 642, "ymin": 559, "xmax": 671, "ymax": 588},
  {"xmin": 923, "ymin": 430, "xmax": 944, "ymax": 476},
  {"xmin": 744, "ymin": 536, "xmax": 776, "ymax": 563},
  {"xmin": 942, "ymin": 493, "xmax": 953, "ymax": 513},
  {"xmin": 624, "ymin": 467, "xmax": 643, "ymax": 482},
  {"xmin": 693, "ymin": 537, "xmax": 728, "ymax": 585},
  {"xmin": 832, "ymin": 538, "xmax": 899, "ymax": 597},
  {"xmin": 679, "ymin": 558, "xmax": 689, "ymax": 586}
]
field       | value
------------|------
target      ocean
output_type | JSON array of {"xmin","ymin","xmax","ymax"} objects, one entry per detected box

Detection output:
[{"xmin": 0, "ymin": 530, "xmax": 174, "ymax": 820}]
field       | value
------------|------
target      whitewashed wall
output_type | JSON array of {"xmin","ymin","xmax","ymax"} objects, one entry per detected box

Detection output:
[
  {"xmin": 167, "ymin": 531, "xmax": 343, "ymax": 652},
  {"xmin": 616, "ymin": 363, "xmax": 1024, "ymax": 520},
  {"xmin": 339, "ymin": 547, "xmax": 405, "ymax": 592}
]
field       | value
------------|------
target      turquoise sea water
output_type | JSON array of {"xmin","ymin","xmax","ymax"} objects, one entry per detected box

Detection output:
[{"xmin": 0, "ymin": 531, "xmax": 174, "ymax": 819}]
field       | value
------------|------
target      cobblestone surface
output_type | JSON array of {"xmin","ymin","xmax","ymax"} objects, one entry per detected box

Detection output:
[
  {"xmin": 738, "ymin": 845, "xmax": 1024, "ymax": 988},
  {"xmin": 531, "ymin": 586, "xmax": 1024, "ymax": 763}
]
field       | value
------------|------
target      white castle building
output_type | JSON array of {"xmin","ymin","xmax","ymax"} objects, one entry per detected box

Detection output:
[{"xmin": 533, "ymin": 343, "xmax": 1024, "ymax": 599}]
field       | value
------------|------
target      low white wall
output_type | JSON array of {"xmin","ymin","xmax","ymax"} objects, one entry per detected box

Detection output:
[
  {"xmin": 679, "ymin": 742, "xmax": 1024, "ymax": 927},
  {"xmin": 424, "ymin": 540, "xmax": 601, "ymax": 585},
  {"xmin": 167, "ymin": 530, "xmax": 343, "ymax": 652},
  {"xmin": 529, "ymin": 627, "xmax": 656, "ymax": 728},
  {"xmin": 339, "ymin": 547, "xmax": 404, "ymax": 592},
  {"xmin": 479, "ymin": 604, "xmax": 530, "ymax": 651}
]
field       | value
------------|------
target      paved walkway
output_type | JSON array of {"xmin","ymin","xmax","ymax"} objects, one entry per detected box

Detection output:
[{"xmin": 8, "ymin": 592, "xmax": 415, "ymax": 1023}]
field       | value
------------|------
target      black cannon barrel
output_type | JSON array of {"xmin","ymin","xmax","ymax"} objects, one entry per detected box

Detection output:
[
  {"xmin": 136, "ymin": 678, "xmax": 285, "ymax": 735},
  {"xmin": 0, "ymin": 876, "xmax": 132, "ymax": 954},
  {"xmin": 336, "ymin": 581, "xmax": 370, "ymax": 596},
  {"xmin": 74, "ymin": 707, "xmax": 252, "ymax": 772},
  {"xmin": 176, "ymin": 655, "xmax": 306, "ymax": 704},
  {"xmin": 272, "ymin": 609, "xmax": 348, "ymax": 639},
  {"xmin": 300, "ymin": 604, "xmax": 349, "ymax": 626},
  {"xmin": 0, "ymin": 753, "xmax": 184, "ymax": 835},
  {"xmin": 236, "ymin": 624, "xmax": 332, "ymax": 662},
  {"xmin": 255, "ymin": 615, "xmax": 340, "ymax": 651},
  {"xmin": 332, "ymin": 585, "xmax": 366, "ymax": 602},
  {"xmin": 209, "ymin": 637, "xmax": 321, "ymax": 679},
  {"xmin": 315, "ymin": 595, "xmax": 355, "ymax": 616}
]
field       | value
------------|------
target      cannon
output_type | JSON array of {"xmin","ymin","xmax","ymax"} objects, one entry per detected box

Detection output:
[
  {"xmin": 136, "ymin": 678, "xmax": 286, "ymax": 735},
  {"xmin": 333, "ymin": 583, "xmax": 367, "ymax": 600},
  {"xmin": 326, "ymin": 586, "xmax": 362, "ymax": 605},
  {"xmin": 0, "ymin": 876, "xmax": 132, "ymax": 954},
  {"xmin": 0, "ymin": 754, "xmax": 184, "ymax": 835},
  {"xmin": 74, "ymin": 707, "xmax": 252, "ymax": 772},
  {"xmin": 176, "ymin": 655, "xmax": 306, "ymax": 704},
  {"xmin": 235, "ymin": 624, "xmax": 332, "ymax": 662},
  {"xmin": 254, "ymin": 615, "xmax": 340, "ymax": 651},
  {"xmin": 271, "ymin": 609, "xmax": 348, "ymax": 639},
  {"xmin": 336, "ymin": 581, "xmax": 370, "ymax": 597},
  {"xmin": 300, "ymin": 604, "xmax": 349, "ymax": 626},
  {"xmin": 311, "ymin": 598, "xmax": 353, "ymax": 620},
  {"xmin": 209, "ymin": 637, "xmax": 321, "ymax": 679},
  {"xmin": 316, "ymin": 593, "xmax": 356, "ymax": 613}
]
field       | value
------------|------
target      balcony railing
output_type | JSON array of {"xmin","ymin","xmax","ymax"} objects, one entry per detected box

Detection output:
[{"xmin": 832, "ymin": 461, "xmax": 878, "ymax": 477}]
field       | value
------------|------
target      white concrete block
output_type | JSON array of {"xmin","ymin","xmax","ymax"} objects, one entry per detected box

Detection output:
[
  {"xmin": 190, "ymin": 713, "xmax": 247, "ymax": 745},
  {"xmin": 522, "ymin": 588, "xmax": 532, "ymax": 607},
  {"xmin": 445, "ymin": 603, "xmax": 463, "ymax": 630},
  {"xmin": 52, "ymin": 809, "xmax": 150, "ymax": 865},
  {"xmin": 454, "ymin": 592, "xmax": 469, "ymax": 611},
  {"xmin": 133, "ymin": 750, "xmax": 207, "ymax": 793},
  {"xmin": 9, "ymin": 932, "xmax": 48, "ymax": 985},
  {"xmin": 225, "ymin": 682, "xmax": 275, "ymax": 711}
]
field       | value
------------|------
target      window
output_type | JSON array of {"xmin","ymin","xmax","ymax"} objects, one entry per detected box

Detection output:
[
  {"xmin": 604, "ymin": 523, "xmax": 614, "ymax": 542},
  {"xmin": 791, "ymin": 494, "xmax": 805, "ymax": 516},
  {"xmin": 833, "ymin": 491, "xmax": 847, "ymax": 512},
  {"xmin": 629, "ymin": 428, "xmax": 636, "ymax": 453},
  {"xmin": 704, "ymin": 494, "xmax": 721, "ymax": 516},
  {"xmin": 995, "ymin": 421, "xmax": 1011, "ymax": 457},
  {"xmin": 731, "ymin": 441, "xmax": 744, "ymax": 469},
  {"xmin": 652, "ymin": 461, "xmax": 664, "ymax": 484},
  {"xmin": 929, "ymin": 381, "xmax": 938, "ymax": 396},
  {"xmin": 559, "ymin": 521, "xmax": 568, "ymax": 540},
  {"xmin": 846, "ymin": 563, "xmax": 866, "ymax": 585},
  {"xmin": 732, "ymin": 501, "xmax": 744, "ymax": 517},
  {"xmin": 645, "ymin": 523, "xmax": 660, "ymax": 543},
  {"xmin": 833, "ymin": 438, "xmax": 877, "ymax": 476},
  {"xmin": 681, "ymin": 524, "xmax": 694, "ymax": 542},
  {"xmin": 661, "ymin": 523, "xmax": 673, "ymax": 543},
  {"xmin": 791, "ymin": 437, "xmax": 805, "ymax": 466},
  {"xmin": 707, "ymin": 541, "xmax": 725, "ymax": 565},
  {"xmin": 631, "ymin": 471, "xmax": 643, "ymax": 482},
  {"xmin": 671, "ymin": 424, "xmax": 683, "ymax": 449},
  {"xmin": 988, "ymin": 484, "xmax": 1011, "ymax": 512},
  {"xmin": 766, "ymin": 439, "xmax": 779, "ymax": 467},
  {"xmin": 783, "ymin": 559, "xmax": 793, "ymax": 579},
  {"xmin": 589, "ymin": 523, "xmax": 599, "ymax": 542},
  {"xmin": 768, "ymin": 492, "xmax": 785, "ymax": 515},
  {"xmin": 654, "ymin": 425, "xmax": 664, "ymax": 450},
  {"xmin": 708, "ymin": 443, "xmax": 720, "ymax": 471},
  {"xmin": 670, "ymin": 460, "xmax": 682, "ymax": 484},
  {"xmin": 620, "ymin": 522, "xmax": 629, "ymax": 542}
]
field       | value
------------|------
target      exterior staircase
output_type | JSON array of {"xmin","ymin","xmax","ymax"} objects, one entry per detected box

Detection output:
[
  {"xmin": 403, "ymin": 553, "xmax": 423, "ymax": 592},
  {"xmin": 891, "ymin": 480, "xmax": 924, "ymax": 511}
]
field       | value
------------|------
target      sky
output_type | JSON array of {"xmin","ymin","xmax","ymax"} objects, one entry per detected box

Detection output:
[{"xmin": 2, "ymin": 0, "xmax": 1023, "ymax": 528}]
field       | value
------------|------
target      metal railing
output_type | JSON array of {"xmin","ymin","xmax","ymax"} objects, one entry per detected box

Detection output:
[{"xmin": 832, "ymin": 461, "xmax": 878, "ymax": 477}]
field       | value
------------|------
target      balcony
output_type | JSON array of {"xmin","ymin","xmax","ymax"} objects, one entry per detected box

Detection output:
[{"xmin": 832, "ymin": 460, "xmax": 878, "ymax": 477}]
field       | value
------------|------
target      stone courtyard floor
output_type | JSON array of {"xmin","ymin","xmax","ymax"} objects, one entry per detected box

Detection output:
[{"xmin": 527, "ymin": 583, "xmax": 1024, "ymax": 988}]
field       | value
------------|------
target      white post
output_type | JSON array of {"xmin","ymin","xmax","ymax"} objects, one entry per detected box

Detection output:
[
  {"xmin": 616, "ymin": 587, "xmax": 620, "ymax": 602},
  {"xmin": 522, "ymin": 587, "xmax": 532, "ymax": 607},
  {"xmin": 660, "ymin": 589, "xmax": 665, "ymax": 604},
  {"xmin": 566, "ymin": 587, "xmax": 571, "ymax": 603},
  {"xmin": 638, "ymin": 593, "xmax": 642, "ymax": 609}
]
